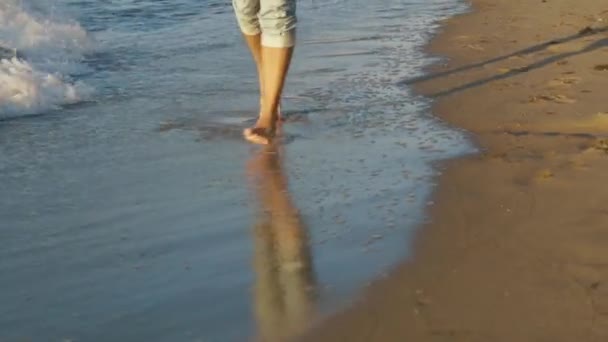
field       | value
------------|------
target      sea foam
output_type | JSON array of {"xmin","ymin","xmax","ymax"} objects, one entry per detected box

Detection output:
[{"xmin": 0, "ymin": 0, "xmax": 92, "ymax": 118}]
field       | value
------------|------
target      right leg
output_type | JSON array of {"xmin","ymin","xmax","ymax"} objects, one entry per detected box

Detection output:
[
  {"xmin": 233, "ymin": 0, "xmax": 283, "ymax": 144},
  {"xmin": 242, "ymin": 34, "xmax": 266, "ymax": 111},
  {"xmin": 244, "ymin": 0, "xmax": 297, "ymax": 145},
  {"xmin": 232, "ymin": 0, "xmax": 264, "ymax": 99},
  {"xmin": 242, "ymin": 35, "xmax": 283, "ymax": 124}
]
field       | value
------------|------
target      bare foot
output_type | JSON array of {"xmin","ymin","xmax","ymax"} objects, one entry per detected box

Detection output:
[{"xmin": 243, "ymin": 126, "xmax": 275, "ymax": 145}]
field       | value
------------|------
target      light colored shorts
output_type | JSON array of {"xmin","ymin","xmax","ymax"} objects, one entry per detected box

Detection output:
[{"xmin": 232, "ymin": 0, "xmax": 297, "ymax": 48}]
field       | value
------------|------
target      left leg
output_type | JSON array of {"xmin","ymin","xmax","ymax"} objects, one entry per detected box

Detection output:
[
  {"xmin": 242, "ymin": 33, "xmax": 266, "ymax": 107},
  {"xmin": 232, "ymin": 0, "xmax": 266, "ymax": 118},
  {"xmin": 243, "ymin": 0, "xmax": 297, "ymax": 145}
]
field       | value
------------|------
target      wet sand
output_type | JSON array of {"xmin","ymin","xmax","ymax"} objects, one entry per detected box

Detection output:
[
  {"xmin": 301, "ymin": 0, "xmax": 608, "ymax": 341},
  {"xmin": 1, "ymin": 1, "xmax": 471, "ymax": 340}
]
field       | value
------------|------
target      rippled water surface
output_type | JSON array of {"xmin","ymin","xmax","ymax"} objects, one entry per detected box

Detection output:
[{"xmin": 0, "ymin": 0, "xmax": 472, "ymax": 341}]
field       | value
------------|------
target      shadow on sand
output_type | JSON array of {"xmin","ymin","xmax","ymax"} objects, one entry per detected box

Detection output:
[{"xmin": 398, "ymin": 26, "xmax": 608, "ymax": 98}]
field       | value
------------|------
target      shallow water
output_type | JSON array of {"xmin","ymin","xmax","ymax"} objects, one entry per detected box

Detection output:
[{"xmin": 0, "ymin": 0, "xmax": 472, "ymax": 341}]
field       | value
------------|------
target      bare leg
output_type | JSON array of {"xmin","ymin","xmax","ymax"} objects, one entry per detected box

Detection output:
[
  {"xmin": 242, "ymin": 34, "xmax": 283, "ymax": 123},
  {"xmin": 242, "ymin": 34, "xmax": 265, "ymax": 102},
  {"xmin": 261, "ymin": 46, "xmax": 292, "ymax": 126},
  {"xmin": 244, "ymin": 46, "xmax": 293, "ymax": 145}
]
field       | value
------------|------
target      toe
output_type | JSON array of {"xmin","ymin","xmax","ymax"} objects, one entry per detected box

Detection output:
[{"xmin": 243, "ymin": 127, "xmax": 271, "ymax": 145}]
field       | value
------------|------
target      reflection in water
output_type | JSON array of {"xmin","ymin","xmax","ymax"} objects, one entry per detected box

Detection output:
[{"xmin": 247, "ymin": 145, "xmax": 317, "ymax": 342}]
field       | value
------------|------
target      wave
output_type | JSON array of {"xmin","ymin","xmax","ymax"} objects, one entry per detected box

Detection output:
[{"xmin": 0, "ymin": 0, "xmax": 92, "ymax": 119}]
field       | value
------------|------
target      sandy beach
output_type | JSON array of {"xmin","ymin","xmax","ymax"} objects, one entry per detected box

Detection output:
[
  {"xmin": 301, "ymin": 0, "xmax": 608, "ymax": 341},
  {"xmin": 2, "ymin": 0, "xmax": 606, "ymax": 340},
  {"xmin": 1, "ymin": 1, "xmax": 471, "ymax": 341}
]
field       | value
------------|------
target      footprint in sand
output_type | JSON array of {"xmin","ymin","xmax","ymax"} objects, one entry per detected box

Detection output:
[
  {"xmin": 536, "ymin": 169, "xmax": 555, "ymax": 181},
  {"xmin": 496, "ymin": 66, "xmax": 531, "ymax": 74},
  {"xmin": 538, "ymin": 112, "xmax": 608, "ymax": 135},
  {"xmin": 464, "ymin": 43, "xmax": 484, "ymax": 51},
  {"xmin": 547, "ymin": 75, "xmax": 582, "ymax": 87},
  {"xmin": 575, "ymin": 112, "xmax": 608, "ymax": 132},
  {"xmin": 593, "ymin": 139, "xmax": 608, "ymax": 154},
  {"xmin": 528, "ymin": 94, "xmax": 577, "ymax": 104},
  {"xmin": 455, "ymin": 34, "xmax": 495, "ymax": 52},
  {"xmin": 594, "ymin": 64, "xmax": 608, "ymax": 71}
]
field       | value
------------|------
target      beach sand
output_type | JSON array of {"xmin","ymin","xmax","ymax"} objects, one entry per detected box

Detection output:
[{"xmin": 299, "ymin": 0, "xmax": 608, "ymax": 341}]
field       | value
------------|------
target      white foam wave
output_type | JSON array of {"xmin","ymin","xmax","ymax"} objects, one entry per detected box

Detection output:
[{"xmin": 0, "ymin": 0, "xmax": 92, "ymax": 118}]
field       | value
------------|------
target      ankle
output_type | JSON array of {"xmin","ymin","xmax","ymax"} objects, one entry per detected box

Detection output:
[{"xmin": 255, "ymin": 114, "xmax": 276, "ymax": 131}]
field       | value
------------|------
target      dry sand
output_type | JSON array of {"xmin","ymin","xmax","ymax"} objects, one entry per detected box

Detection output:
[{"xmin": 299, "ymin": 0, "xmax": 608, "ymax": 341}]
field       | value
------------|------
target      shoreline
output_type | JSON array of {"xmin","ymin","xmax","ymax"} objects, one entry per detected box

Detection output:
[{"xmin": 301, "ymin": 0, "xmax": 608, "ymax": 340}]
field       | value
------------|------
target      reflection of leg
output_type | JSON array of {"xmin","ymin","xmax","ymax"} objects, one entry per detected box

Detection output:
[
  {"xmin": 248, "ymin": 147, "xmax": 286, "ymax": 342},
  {"xmin": 243, "ymin": 0, "xmax": 296, "ymax": 145},
  {"xmin": 247, "ymin": 146, "xmax": 316, "ymax": 340},
  {"xmin": 252, "ymin": 220, "xmax": 284, "ymax": 342},
  {"xmin": 273, "ymin": 212, "xmax": 315, "ymax": 336},
  {"xmin": 261, "ymin": 146, "xmax": 315, "ymax": 336}
]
